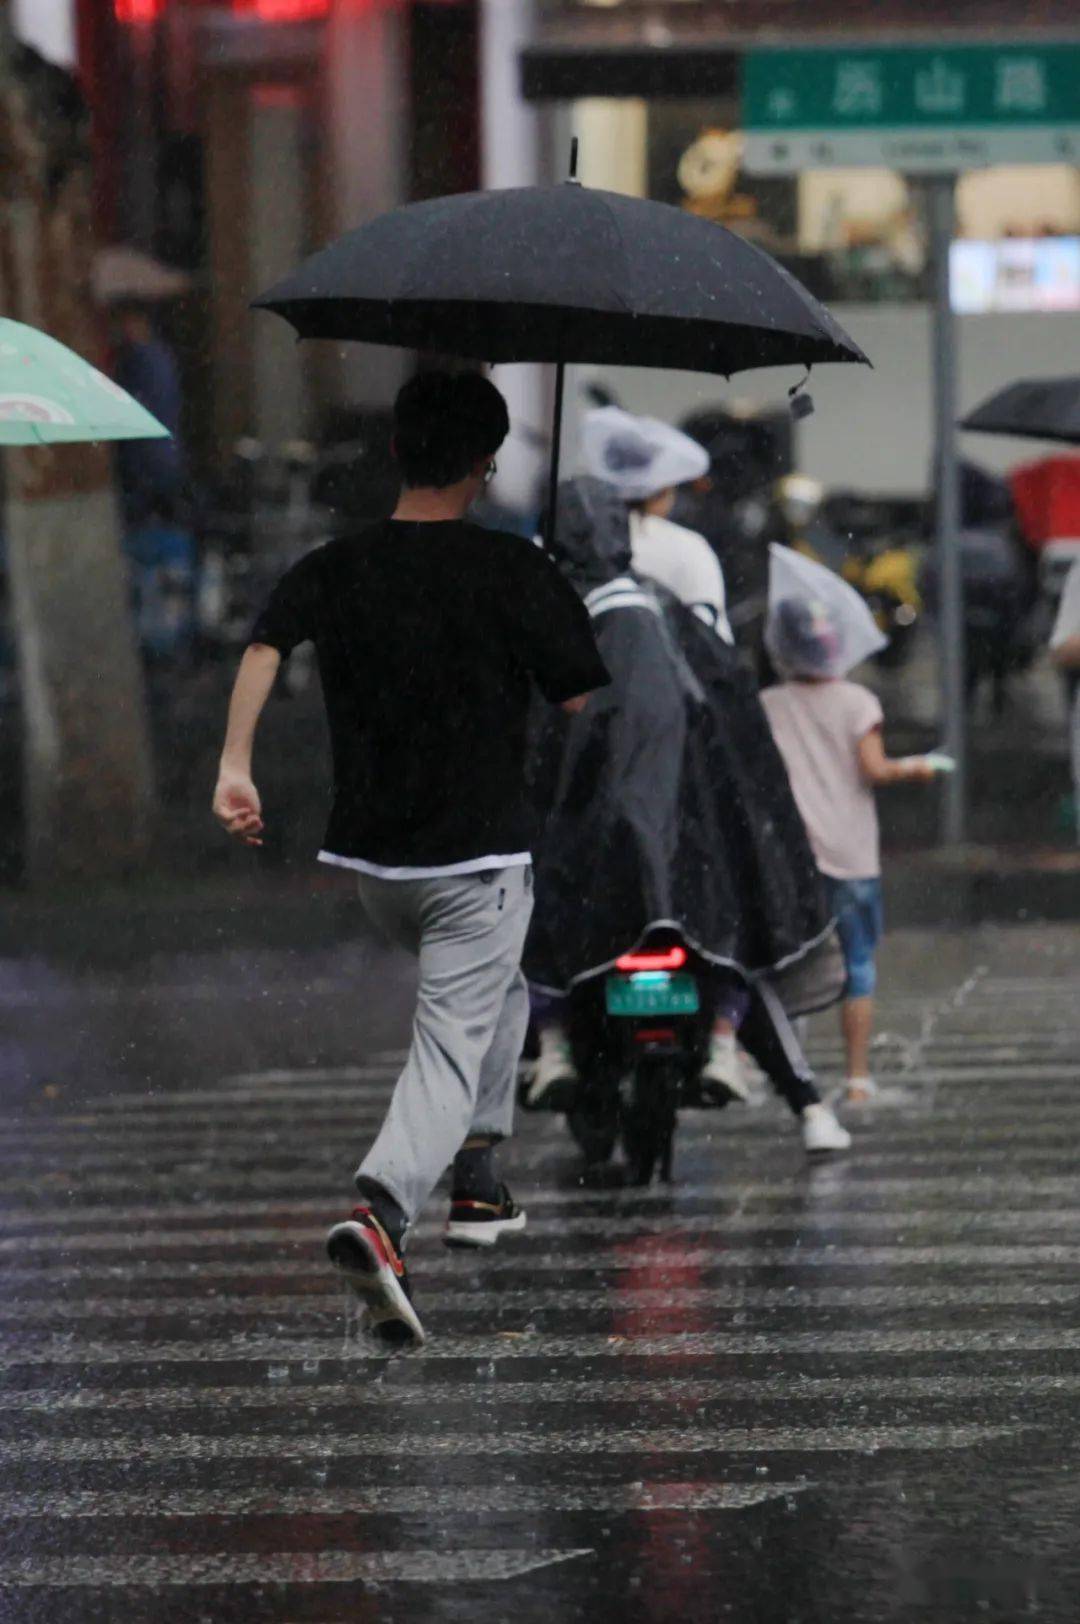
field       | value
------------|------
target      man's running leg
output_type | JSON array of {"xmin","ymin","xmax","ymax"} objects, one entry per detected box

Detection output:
[
  {"xmin": 353, "ymin": 866, "xmax": 533, "ymax": 1220},
  {"xmin": 328, "ymin": 867, "xmax": 533, "ymax": 1344},
  {"xmin": 445, "ymin": 966, "xmax": 531, "ymax": 1248}
]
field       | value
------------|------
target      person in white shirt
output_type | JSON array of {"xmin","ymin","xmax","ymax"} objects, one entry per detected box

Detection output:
[{"xmin": 582, "ymin": 406, "xmax": 735, "ymax": 644}]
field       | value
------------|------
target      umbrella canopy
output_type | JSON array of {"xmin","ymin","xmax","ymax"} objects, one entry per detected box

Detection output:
[
  {"xmin": 0, "ymin": 318, "xmax": 170, "ymax": 447},
  {"xmin": 961, "ymin": 377, "xmax": 1080, "ymax": 447},
  {"xmin": 254, "ymin": 183, "xmax": 867, "ymax": 375}
]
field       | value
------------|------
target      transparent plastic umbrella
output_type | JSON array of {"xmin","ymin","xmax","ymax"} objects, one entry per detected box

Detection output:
[
  {"xmin": 0, "ymin": 317, "xmax": 169, "ymax": 446},
  {"xmin": 765, "ymin": 543, "xmax": 888, "ymax": 678}
]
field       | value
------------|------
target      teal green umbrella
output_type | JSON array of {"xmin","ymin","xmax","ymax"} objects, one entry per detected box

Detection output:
[{"xmin": 0, "ymin": 317, "xmax": 169, "ymax": 446}]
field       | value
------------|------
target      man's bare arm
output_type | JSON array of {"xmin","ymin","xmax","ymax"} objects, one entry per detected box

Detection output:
[{"xmin": 212, "ymin": 643, "xmax": 282, "ymax": 845}]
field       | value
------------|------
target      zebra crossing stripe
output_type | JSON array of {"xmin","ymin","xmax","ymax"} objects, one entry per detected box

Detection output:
[
  {"xmin": 0, "ymin": 1169, "xmax": 1071, "ymax": 1227},
  {"xmin": 2, "ymin": 1145, "xmax": 1078, "ymax": 1204},
  {"xmin": 2, "ymin": 1371, "xmax": 1076, "ymax": 1417},
  {"xmin": 0, "ymin": 1548, "xmax": 597, "ymax": 1587},
  {"xmin": 4, "ymin": 1239, "xmax": 1079, "ymax": 1289},
  {"xmin": 4, "ymin": 1130, "xmax": 1071, "ymax": 1182},
  {"xmin": 6, "ymin": 1103, "xmax": 1080, "ymax": 1156},
  {"xmin": 0, "ymin": 1422, "xmax": 1024, "ymax": 1467},
  {"xmin": 4, "ymin": 1279, "xmax": 1075, "ymax": 1325},
  {"xmin": 6, "ymin": 1204, "xmax": 1080, "ymax": 1255},
  {"xmin": 2, "ymin": 1045, "xmax": 1076, "ymax": 1130},
  {"xmin": 5, "ymin": 1068, "xmax": 1079, "ymax": 1137},
  {"xmin": 3, "ymin": 1171, "xmax": 1079, "ymax": 1232},
  {"xmin": 3, "ymin": 1326, "xmax": 1080, "ymax": 1367},
  {"xmin": 0, "ymin": 1481, "xmax": 808, "ymax": 1519},
  {"xmin": 3, "ymin": 1089, "xmax": 1077, "ymax": 1143}
]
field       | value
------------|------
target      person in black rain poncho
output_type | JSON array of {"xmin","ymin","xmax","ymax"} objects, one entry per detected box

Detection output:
[{"xmin": 523, "ymin": 477, "xmax": 851, "ymax": 1155}]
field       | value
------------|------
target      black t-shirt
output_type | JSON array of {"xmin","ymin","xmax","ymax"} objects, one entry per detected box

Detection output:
[{"xmin": 250, "ymin": 520, "xmax": 610, "ymax": 868}]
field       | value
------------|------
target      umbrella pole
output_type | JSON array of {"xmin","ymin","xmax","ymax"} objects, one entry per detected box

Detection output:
[
  {"xmin": 541, "ymin": 140, "xmax": 579, "ymax": 551},
  {"xmin": 543, "ymin": 360, "xmax": 566, "ymax": 551}
]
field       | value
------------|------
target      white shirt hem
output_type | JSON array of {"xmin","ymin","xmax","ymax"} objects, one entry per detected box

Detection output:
[{"xmin": 317, "ymin": 850, "xmax": 532, "ymax": 880}]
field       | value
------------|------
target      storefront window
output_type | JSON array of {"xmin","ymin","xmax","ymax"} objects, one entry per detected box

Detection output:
[{"xmin": 574, "ymin": 93, "xmax": 1080, "ymax": 305}]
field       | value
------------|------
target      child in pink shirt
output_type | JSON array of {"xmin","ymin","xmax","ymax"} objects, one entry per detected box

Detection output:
[{"xmin": 761, "ymin": 598, "xmax": 940, "ymax": 1102}]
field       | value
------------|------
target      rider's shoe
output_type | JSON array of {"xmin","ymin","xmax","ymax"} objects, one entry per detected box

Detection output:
[
  {"xmin": 801, "ymin": 1103, "xmax": 852, "ymax": 1154},
  {"xmin": 697, "ymin": 1029, "xmax": 751, "ymax": 1106},
  {"xmin": 523, "ymin": 1023, "xmax": 579, "ymax": 1110}
]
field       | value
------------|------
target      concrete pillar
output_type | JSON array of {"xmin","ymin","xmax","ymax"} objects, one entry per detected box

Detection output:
[
  {"xmin": 322, "ymin": 0, "xmax": 410, "ymax": 412},
  {"xmin": 481, "ymin": 0, "xmax": 545, "ymax": 517},
  {"xmin": 572, "ymin": 98, "xmax": 647, "ymax": 197},
  {"xmin": 249, "ymin": 89, "xmax": 309, "ymax": 446}
]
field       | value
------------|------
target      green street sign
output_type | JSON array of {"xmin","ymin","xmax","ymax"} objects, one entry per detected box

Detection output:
[{"xmin": 743, "ymin": 41, "xmax": 1080, "ymax": 173}]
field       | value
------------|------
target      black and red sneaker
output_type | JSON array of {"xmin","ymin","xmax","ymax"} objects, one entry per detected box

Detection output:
[
  {"xmin": 443, "ymin": 1184, "xmax": 527, "ymax": 1251},
  {"xmin": 326, "ymin": 1207, "xmax": 425, "ymax": 1349}
]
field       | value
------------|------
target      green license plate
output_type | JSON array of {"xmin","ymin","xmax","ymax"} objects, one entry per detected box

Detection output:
[{"xmin": 605, "ymin": 972, "xmax": 700, "ymax": 1018}]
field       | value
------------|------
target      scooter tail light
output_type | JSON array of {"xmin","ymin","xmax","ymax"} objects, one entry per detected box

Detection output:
[{"xmin": 615, "ymin": 946, "xmax": 688, "ymax": 973}]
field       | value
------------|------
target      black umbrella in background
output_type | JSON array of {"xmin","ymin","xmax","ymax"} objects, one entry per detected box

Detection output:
[
  {"xmin": 255, "ymin": 143, "xmax": 868, "ymax": 533},
  {"xmin": 961, "ymin": 376, "xmax": 1080, "ymax": 447}
]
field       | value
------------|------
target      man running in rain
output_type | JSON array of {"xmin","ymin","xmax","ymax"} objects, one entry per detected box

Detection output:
[{"xmin": 212, "ymin": 372, "xmax": 609, "ymax": 1349}]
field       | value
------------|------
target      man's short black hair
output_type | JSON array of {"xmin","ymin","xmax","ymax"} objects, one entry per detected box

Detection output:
[{"xmin": 393, "ymin": 371, "xmax": 509, "ymax": 489}]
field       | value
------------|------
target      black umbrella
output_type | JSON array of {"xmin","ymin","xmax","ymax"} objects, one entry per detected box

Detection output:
[
  {"xmin": 254, "ymin": 149, "xmax": 867, "ymax": 526},
  {"xmin": 961, "ymin": 376, "xmax": 1080, "ymax": 447}
]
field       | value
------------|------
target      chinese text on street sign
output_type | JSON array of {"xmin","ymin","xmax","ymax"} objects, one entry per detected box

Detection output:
[{"xmin": 742, "ymin": 42, "xmax": 1080, "ymax": 173}]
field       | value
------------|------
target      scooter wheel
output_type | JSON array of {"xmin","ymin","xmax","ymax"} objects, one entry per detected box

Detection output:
[
  {"xmin": 566, "ymin": 1103, "xmax": 618, "ymax": 1169},
  {"xmin": 621, "ymin": 1062, "xmax": 679, "ymax": 1187}
]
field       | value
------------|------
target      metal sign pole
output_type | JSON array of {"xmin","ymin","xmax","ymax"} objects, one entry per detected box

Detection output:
[{"xmin": 928, "ymin": 174, "xmax": 967, "ymax": 846}]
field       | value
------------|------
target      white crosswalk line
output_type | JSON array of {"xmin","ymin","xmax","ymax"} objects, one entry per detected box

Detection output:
[
  {"xmin": 3, "ymin": 1371, "xmax": 1077, "ymax": 1417},
  {"xmin": 0, "ymin": 1548, "xmax": 597, "ymax": 1588},
  {"xmin": 4, "ymin": 1326, "xmax": 1080, "ymax": 1368},
  {"xmin": 4, "ymin": 1239, "xmax": 1079, "ymax": 1289},
  {"xmin": 0, "ymin": 1422, "xmax": 1024, "ymax": 1467},
  {"xmin": 5, "ymin": 1201, "xmax": 1080, "ymax": 1252},
  {"xmin": 0, "ymin": 1482, "xmax": 808, "ymax": 1519},
  {"xmin": 3, "ymin": 1279, "xmax": 1075, "ymax": 1324}
]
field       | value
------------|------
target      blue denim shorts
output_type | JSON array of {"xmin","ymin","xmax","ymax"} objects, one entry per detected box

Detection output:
[{"xmin": 823, "ymin": 875, "xmax": 884, "ymax": 1000}]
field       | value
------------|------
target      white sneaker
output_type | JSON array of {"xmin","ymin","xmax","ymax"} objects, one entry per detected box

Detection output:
[
  {"xmin": 845, "ymin": 1076, "xmax": 878, "ymax": 1104},
  {"xmin": 801, "ymin": 1103, "xmax": 852, "ymax": 1154},
  {"xmin": 698, "ymin": 1030, "xmax": 751, "ymax": 1105},
  {"xmin": 526, "ymin": 1024, "xmax": 579, "ymax": 1108}
]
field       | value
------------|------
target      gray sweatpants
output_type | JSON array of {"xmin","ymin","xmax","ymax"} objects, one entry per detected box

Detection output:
[{"xmin": 354, "ymin": 864, "xmax": 534, "ymax": 1222}]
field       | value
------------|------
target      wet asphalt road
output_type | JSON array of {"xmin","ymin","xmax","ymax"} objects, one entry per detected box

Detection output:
[{"xmin": 2, "ymin": 910, "xmax": 1080, "ymax": 1622}]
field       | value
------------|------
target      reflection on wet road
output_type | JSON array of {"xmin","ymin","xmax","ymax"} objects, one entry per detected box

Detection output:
[{"xmin": 2, "ymin": 925, "xmax": 1080, "ymax": 1621}]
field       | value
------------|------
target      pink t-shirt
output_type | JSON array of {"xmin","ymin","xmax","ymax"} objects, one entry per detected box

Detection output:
[{"xmin": 760, "ymin": 679, "xmax": 885, "ymax": 880}]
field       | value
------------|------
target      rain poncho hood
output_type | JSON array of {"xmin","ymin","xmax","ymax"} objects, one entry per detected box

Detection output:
[
  {"xmin": 524, "ymin": 479, "xmax": 843, "ymax": 1011},
  {"xmin": 545, "ymin": 475, "xmax": 632, "ymax": 587},
  {"xmin": 765, "ymin": 543, "xmax": 888, "ymax": 678}
]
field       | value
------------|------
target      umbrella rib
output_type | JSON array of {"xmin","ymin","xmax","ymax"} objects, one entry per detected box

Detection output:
[{"xmin": 594, "ymin": 193, "xmax": 635, "ymax": 318}]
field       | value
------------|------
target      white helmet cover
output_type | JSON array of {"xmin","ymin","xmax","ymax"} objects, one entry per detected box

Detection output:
[{"xmin": 582, "ymin": 406, "xmax": 710, "ymax": 503}]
